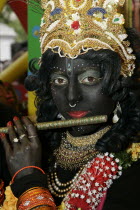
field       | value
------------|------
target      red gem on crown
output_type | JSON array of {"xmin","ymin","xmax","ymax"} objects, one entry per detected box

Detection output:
[{"xmin": 71, "ymin": 21, "xmax": 80, "ymax": 30}]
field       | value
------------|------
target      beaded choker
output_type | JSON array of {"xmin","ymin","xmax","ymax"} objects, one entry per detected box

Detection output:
[
  {"xmin": 66, "ymin": 126, "xmax": 110, "ymax": 147},
  {"xmin": 54, "ymin": 126, "xmax": 111, "ymax": 170}
]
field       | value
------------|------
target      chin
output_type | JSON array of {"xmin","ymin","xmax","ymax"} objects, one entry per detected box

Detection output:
[{"xmin": 70, "ymin": 124, "xmax": 101, "ymax": 136}]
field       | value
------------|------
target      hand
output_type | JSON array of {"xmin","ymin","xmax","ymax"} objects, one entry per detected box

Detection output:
[{"xmin": 0, "ymin": 116, "xmax": 42, "ymax": 179}]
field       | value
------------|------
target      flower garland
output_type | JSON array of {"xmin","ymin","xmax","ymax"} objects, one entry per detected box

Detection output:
[
  {"xmin": 59, "ymin": 142, "xmax": 140, "ymax": 210},
  {"xmin": 61, "ymin": 153, "xmax": 122, "ymax": 210}
]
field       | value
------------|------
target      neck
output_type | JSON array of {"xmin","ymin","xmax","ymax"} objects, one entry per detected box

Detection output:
[{"xmin": 68, "ymin": 122, "xmax": 110, "ymax": 137}]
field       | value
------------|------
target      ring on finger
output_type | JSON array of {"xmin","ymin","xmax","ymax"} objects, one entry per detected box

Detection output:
[
  {"xmin": 28, "ymin": 135, "xmax": 37, "ymax": 139},
  {"xmin": 19, "ymin": 134, "xmax": 26, "ymax": 140},
  {"xmin": 13, "ymin": 138, "xmax": 19, "ymax": 143}
]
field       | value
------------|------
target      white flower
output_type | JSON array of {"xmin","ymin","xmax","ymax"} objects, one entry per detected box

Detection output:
[
  {"xmin": 95, "ymin": 182, "xmax": 99, "ymax": 186},
  {"xmin": 81, "ymin": 194, "xmax": 85, "ymax": 199},
  {"xmin": 90, "ymin": 176, "xmax": 95, "ymax": 181},
  {"xmin": 111, "ymin": 161, "xmax": 115, "ymax": 166},
  {"xmin": 87, "ymin": 172, "xmax": 92, "ymax": 176},
  {"xmin": 103, "ymin": 173, "xmax": 107, "ymax": 177},
  {"xmin": 113, "ymin": 175, "xmax": 117, "ymax": 179},
  {"xmin": 88, "ymin": 191, "xmax": 92, "ymax": 196},
  {"xmin": 111, "ymin": 167, "xmax": 116, "ymax": 171},
  {"xmin": 110, "ymin": 154, "xmax": 114, "ymax": 158},
  {"xmin": 86, "ymin": 198, "xmax": 91, "ymax": 203},
  {"xmin": 118, "ymin": 166, "xmax": 122, "ymax": 170},
  {"xmin": 96, "ymin": 194, "xmax": 99, "ymax": 198},
  {"xmin": 115, "ymin": 158, "xmax": 120, "ymax": 163},
  {"xmin": 95, "ymin": 202, "xmax": 99, "ymax": 206},
  {"xmin": 92, "ymin": 197, "xmax": 96, "ymax": 202},
  {"xmin": 71, "ymin": 193, "xmax": 75, "ymax": 197},
  {"xmin": 108, "ymin": 174, "xmax": 113, "ymax": 178},
  {"xmin": 86, "ymin": 183, "xmax": 91, "ymax": 187},
  {"xmin": 105, "ymin": 152, "xmax": 109, "ymax": 156},
  {"xmin": 118, "ymin": 171, "xmax": 122, "ymax": 176},
  {"xmin": 106, "ymin": 157, "xmax": 110, "ymax": 161},
  {"xmin": 99, "ymin": 192, "xmax": 103, "ymax": 197},
  {"xmin": 92, "ymin": 189, "xmax": 97, "ymax": 194},
  {"xmin": 97, "ymin": 154, "xmax": 103, "ymax": 159},
  {"xmin": 75, "ymin": 193, "xmax": 79, "ymax": 197},
  {"xmin": 98, "ymin": 187, "xmax": 102, "ymax": 191}
]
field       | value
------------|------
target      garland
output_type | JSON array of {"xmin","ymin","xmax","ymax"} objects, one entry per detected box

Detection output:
[{"xmin": 58, "ymin": 142, "xmax": 140, "ymax": 210}]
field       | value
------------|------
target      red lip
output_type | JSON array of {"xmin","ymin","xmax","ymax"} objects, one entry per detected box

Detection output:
[{"xmin": 68, "ymin": 111, "xmax": 89, "ymax": 118}]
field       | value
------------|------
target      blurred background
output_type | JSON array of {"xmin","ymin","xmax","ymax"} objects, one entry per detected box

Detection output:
[{"xmin": 0, "ymin": 0, "xmax": 140, "ymax": 124}]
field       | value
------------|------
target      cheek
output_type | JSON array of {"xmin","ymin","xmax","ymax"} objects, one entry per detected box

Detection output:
[
  {"xmin": 82, "ymin": 86, "xmax": 115, "ymax": 114},
  {"xmin": 51, "ymin": 86, "xmax": 66, "ymax": 107},
  {"xmin": 51, "ymin": 86, "xmax": 56, "ymax": 97}
]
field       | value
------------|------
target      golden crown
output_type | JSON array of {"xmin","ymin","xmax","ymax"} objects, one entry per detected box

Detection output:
[{"xmin": 40, "ymin": 0, "xmax": 135, "ymax": 77}]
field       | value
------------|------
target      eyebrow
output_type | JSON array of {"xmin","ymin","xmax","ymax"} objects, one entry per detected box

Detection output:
[
  {"xmin": 76, "ymin": 67, "xmax": 100, "ymax": 75},
  {"xmin": 51, "ymin": 66, "xmax": 100, "ymax": 75},
  {"xmin": 51, "ymin": 71, "xmax": 65, "ymax": 75}
]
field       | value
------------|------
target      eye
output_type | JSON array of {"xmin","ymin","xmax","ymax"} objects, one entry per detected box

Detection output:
[
  {"xmin": 52, "ymin": 77, "xmax": 68, "ymax": 86},
  {"xmin": 80, "ymin": 76, "xmax": 101, "ymax": 85}
]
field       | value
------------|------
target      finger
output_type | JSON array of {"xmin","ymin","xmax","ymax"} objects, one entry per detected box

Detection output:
[
  {"xmin": 22, "ymin": 116, "xmax": 40, "ymax": 144},
  {"xmin": 7, "ymin": 121, "xmax": 20, "ymax": 150},
  {"xmin": 0, "ymin": 133, "xmax": 12, "ymax": 154},
  {"xmin": 13, "ymin": 116, "xmax": 28, "ymax": 145}
]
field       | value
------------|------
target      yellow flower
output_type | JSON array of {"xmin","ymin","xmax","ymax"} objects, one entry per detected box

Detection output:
[
  {"xmin": 1, "ymin": 186, "xmax": 17, "ymax": 210},
  {"xmin": 127, "ymin": 143, "xmax": 140, "ymax": 161},
  {"xmin": 57, "ymin": 202, "xmax": 65, "ymax": 210}
]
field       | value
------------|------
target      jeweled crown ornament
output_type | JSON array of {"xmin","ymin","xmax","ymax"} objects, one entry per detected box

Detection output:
[{"xmin": 40, "ymin": 0, "xmax": 135, "ymax": 77}]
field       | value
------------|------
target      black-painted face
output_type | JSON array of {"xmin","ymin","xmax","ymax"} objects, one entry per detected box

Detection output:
[{"xmin": 50, "ymin": 56, "xmax": 115, "ymax": 136}]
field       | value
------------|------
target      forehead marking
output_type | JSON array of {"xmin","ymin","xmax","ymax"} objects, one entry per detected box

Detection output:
[{"xmin": 66, "ymin": 58, "xmax": 74, "ymax": 76}]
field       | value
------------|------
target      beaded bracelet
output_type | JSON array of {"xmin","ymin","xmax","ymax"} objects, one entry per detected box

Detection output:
[{"xmin": 11, "ymin": 166, "xmax": 45, "ymax": 184}]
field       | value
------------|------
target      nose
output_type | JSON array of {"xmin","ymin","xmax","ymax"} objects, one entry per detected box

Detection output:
[{"xmin": 67, "ymin": 79, "xmax": 82, "ymax": 105}]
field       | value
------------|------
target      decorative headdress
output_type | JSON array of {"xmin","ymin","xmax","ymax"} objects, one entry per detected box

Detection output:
[{"xmin": 40, "ymin": 0, "xmax": 135, "ymax": 77}]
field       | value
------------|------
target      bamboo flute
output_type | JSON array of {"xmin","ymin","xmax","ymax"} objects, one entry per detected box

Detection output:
[{"xmin": 0, "ymin": 115, "xmax": 107, "ymax": 134}]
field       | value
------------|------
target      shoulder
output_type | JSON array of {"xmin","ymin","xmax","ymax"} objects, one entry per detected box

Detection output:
[{"xmin": 103, "ymin": 159, "xmax": 140, "ymax": 210}]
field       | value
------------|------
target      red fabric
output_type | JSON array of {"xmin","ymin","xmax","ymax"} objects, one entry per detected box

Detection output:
[
  {"xmin": 8, "ymin": 0, "xmax": 27, "ymax": 33},
  {"xmin": 97, "ymin": 192, "xmax": 107, "ymax": 210}
]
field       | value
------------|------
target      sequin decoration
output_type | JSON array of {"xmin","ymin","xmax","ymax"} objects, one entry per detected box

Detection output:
[{"xmin": 40, "ymin": 0, "xmax": 135, "ymax": 77}]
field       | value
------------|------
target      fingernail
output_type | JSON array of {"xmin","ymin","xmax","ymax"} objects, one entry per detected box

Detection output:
[
  {"xmin": 7, "ymin": 121, "xmax": 13, "ymax": 126},
  {"xmin": 0, "ymin": 133, "xmax": 6, "ymax": 138},
  {"xmin": 13, "ymin": 116, "xmax": 19, "ymax": 121}
]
